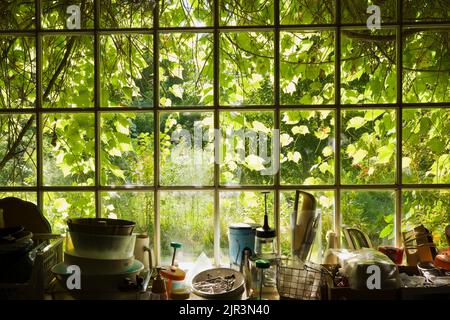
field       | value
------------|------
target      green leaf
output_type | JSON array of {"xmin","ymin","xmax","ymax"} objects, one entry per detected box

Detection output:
[
  {"xmin": 115, "ymin": 122, "xmax": 130, "ymax": 135},
  {"xmin": 379, "ymin": 224, "xmax": 394, "ymax": 239},
  {"xmin": 427, "ymin": 137, "xmax": 445, "ymax": 153},
  {"xmin": 252, "ymin": 121, "xmax": 270, "ymax": 134},
  {"xmin": 322, "ymin": 146, "xmax": 333, "ymax": 157},
  {"xmin": 376, "ymin": 145, "xmax": 395, "ymax": 165},
  {"xmin": 347, "ymin": 117, "xmax": 367, "ymax": 130},
  {"xmin": 280, "ymin": 133, "xmax": 293, "ymax": 147},
  {"xmin": 245, "ymin": 154, "xmax": 265, "ymax": 171},
  {"xmin": 287, "ymin": 151, "xmax": 301, "ymax": 163},
  {"xmin": 292, "ymin": 125, "xmax": 309, "ymax": 135},
  {"xmin": 351, "ymin": 149, "xmax": 368, "ymax": 165}
]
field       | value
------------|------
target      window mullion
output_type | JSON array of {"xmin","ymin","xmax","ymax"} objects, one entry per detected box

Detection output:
[
  {"xmin": 213, "ymin": 0, "xmax": 221, "ymax": 267},
  {"xmin": 334, "ymin": 0, "xmax": 342, "ymax": 247},
  {"xmin": 395, "ymin": 0, "xmax": 404, "ymax": 247},
  {"xmin": 94, "ymin": 0, "xmax": 101, "ymax": 218},
  {"xmin": 153, "ymin": 0, "xmax": 161, "ymax": 266},
  {"xmin": 274, "ymin": 0, "xmax": 281, "ymax": 255},
  {"xmin": 35, "ymin": 0, "xmax": 43, "ymax": 212}
]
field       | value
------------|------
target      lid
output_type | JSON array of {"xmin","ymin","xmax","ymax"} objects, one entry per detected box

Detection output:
[
  {"xmin": 229, "ymin": 223, "xmax": 253, "ymax": 230},
  {"xmin": 256, "ymin": 227, "xmax": 276, "ymax": 238},
  {"xmin": 256, "ymin": 191, "xmax": 276, "ymax": 238},
  {"xmin": 170, "ymin": 241, "xmax": 182, "ymax": 249},
  {"xmin": 255, "ymin": 259, "xmax": 271, "ymax": 269},
  {"xmin": 160, "ymin": 266, "xmax": 186, "ymax": 281}
]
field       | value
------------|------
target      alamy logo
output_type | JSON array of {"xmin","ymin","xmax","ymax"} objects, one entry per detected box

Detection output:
[
  {"xmin": 366, "ymin": 265, "xmax": 381, "ymax": 290},
  {"xmin": 168, "ymin": 124, "xmax": 280, "ymax": 178},
  {"xmin": 367, "ymin": 5, "xmax": 381, "ymax": 30},
  {"xmin": 66, "ymin": 5, "xmax": 81, "ymax": 30},
  {"xmin": 66, "ymin": 265, "xmax": 81, "ymax": 290}
]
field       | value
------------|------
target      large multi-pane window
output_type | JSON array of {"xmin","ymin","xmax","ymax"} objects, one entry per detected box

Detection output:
[{"xmin": 0, "ymin": 0, "xmax": 449, "ymax": 265}]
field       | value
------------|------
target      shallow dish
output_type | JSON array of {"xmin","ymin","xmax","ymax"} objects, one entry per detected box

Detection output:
[
  {"xmin": 51, "ymin": 260, "xmax": 144, "ymax": 299},
  {"xmin": 191, "ymin": 268, "xmax": 245, "ymax": 300},
  {"xmin": 63, "ymin": 251, "xmax": 135, "ymax": 275}
]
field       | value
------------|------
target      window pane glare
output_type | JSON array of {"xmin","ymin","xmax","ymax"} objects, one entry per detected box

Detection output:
[
  {"xmin": 160, "ymin": 112, "xmax": 214, "ymax": 186},
  {"xmin": 160, "ymin": 191, "xmax": 214, "ymax": 264}
]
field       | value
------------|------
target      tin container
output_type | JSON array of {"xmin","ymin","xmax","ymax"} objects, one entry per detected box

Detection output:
[{"xmin": 228, "ymin": 223, "xmax": 257, "ymax": 266}]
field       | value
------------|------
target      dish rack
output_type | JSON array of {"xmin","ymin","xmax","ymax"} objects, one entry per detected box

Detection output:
[
  {"xmin": 276, "ymin": 258, "xmax": 330, "ymax": 300},
  {"xmin": 0, "ymin": 234, "xmax": 63, "ymax": 300}
]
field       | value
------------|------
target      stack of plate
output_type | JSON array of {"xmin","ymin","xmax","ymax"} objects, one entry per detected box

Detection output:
[{"xmin": 51, "ymin": 218, "xmax": 143, "ymax": 299}]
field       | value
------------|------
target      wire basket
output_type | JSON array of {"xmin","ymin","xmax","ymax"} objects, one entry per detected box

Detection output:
[{"xmin": 276, "ymin": 258, "xmax": 328, "ymax": 300}]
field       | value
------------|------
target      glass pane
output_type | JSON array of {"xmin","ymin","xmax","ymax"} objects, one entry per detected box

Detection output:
[
  {"xmin": 0, "ymin": 1, "xmax": 35, "ymax": 30},
  {"xmin": 403, "ymin": 30, "xmax": 450, "ymax": 103},
  {"xmin": 402, "ymin": 108, "xmax": 450, "ymax": 184},
  {"xmin": 404, "ymin": 0, "xmax": 450, "ymax": 23},
  {"xmin": 220, "ymin": 191, "xmax": 274, "ymax": 264},
  {"xmin": 220, "ymin": 32, "xmax": 274, "ymax": 106},
  {"xmin": 341, "ymin": 29, "xmax": 397, "ymax": 104},
  {"xmin": 280, "ymin": 31, "xmax": 335, "ymax": 105},
  {"xmin": 101, "ymin": 112, "xmax": 154, "ymax": 186},
  {"xmin": 280, "ymin": 190, "xmax": 334, "ymax": 258},
  {"xmin": 100, "ymin": 0, "xmax": 154, "ymax": 28},
  {"xmin": 43, "ymin": 113, "xmax": 95, "ymax": 186},
  {"xmin": 0, "ymin": 114, "xmax": 36, "ymax": 186},
  {"xmin": 160, "ymin": 191, "xmax": 214, "ymax": 265},
  {"xmin": 402, "ymin": 190, "xmax": 450, "ymax": 249},
  {"xmin": 341, "ymin": 109, "xmax": 396, "ymax": 184},
  {"xmin": 0, "ymin": 192, "xmax": 37, "ymax": 204},
  {"xmin": 280, "ymin": 110, "xmax": 335, "ymax": 185},
  {"xmin": 342, "ymin": 190, "xmax": 395, "ymax": 248},
  {"xmin": 42, "ymin": 0, "xmax": 94, "ymax": 29},
  {"xmin": 160, "ymin": 0, "xmax": 212, "ymax": 27},
  {"xmin": 101, "ymin": 192, "xmax": 154, "ymax": 236},
  {"xmin": 43, "ymin": 36, "xmax": 94, "ymax": 108},
  {"xmin": 220, "ymin": 0, "xmax": 274, "ymax": 26},
  {"xmin": 341, "ymin": 0, "xmax": 397, "ymax": 24},
  {"xmin": 100, "ymin": 34, "xmax": 153, "ymax": 108},
  {"xmin": 159, "ymin": 33, "xmax": 213, "ymax": 107},
  {"xmin": 220, "ymin": 111, "xmax": 275, "ymax": 186},
  {"xmin": 43, "ymin": 192, "xmax": 95, "ymax": 234},
  {"xmin": 0, "ymin": 36, "xmax": 36, "ymax": 109},
  {"xmin": 280, "ymin": 0, "xmax": 334, "ymax": 25},
  {"xmin": 160, "ymin": 112, "xmax": 214, "ymax": 186}
]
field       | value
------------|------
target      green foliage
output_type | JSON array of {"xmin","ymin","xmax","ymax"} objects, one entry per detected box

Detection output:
[
  {"xmin": 280, "ymin": 31, "xmax": 335, "ymax": 105},
  {"xmin": 0, "ymin": 1, "xmax": 449, "ymax": 261},
  {"xmin": 281, "ymin": 110, "xmax": 335, "ymax": 185}
]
